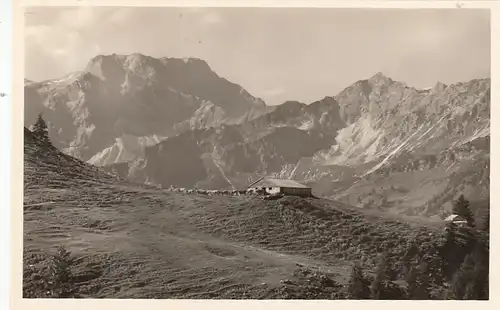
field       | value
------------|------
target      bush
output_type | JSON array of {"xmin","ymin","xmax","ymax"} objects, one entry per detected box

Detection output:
[
  {"xmin": 347, "ymin": 263, "xmax": 371, "ymax": 299},
  {"xmin": 23, "ymin": 246, "xmax": 78, "ymax": 298}
]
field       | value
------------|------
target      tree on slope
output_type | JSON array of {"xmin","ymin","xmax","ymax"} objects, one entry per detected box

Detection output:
[
  {"xmin": 371, "ymin": 250, "xmax": 390, "ymax": 299},
  {"xmin": 347, "ymin": 263, "xmax": 371, "ymax": 299},
  {"xmin": 479, "ymin": 208, "xmax": 490, "ymax": 233},
  {"xmin": 31, "ymin": 113, "xmax": 50, "ymax": 144},
  {"xmin": 469, "ymin": 238, "xmax": 490, "ymax": 300},
  {"xmin": 448, "ymin": 254, "xmax": 477, "ymax": 300},
  {"xmin": 453, "ymin": 194, "xmax": 475, "ymax": 227},
  {"xmin": 47, "ymin": 246, "xmax": 76, "ymax": 298},
  {"xmin": 406, "ymin": 261, "xmax": 430, "ymax": 299}
]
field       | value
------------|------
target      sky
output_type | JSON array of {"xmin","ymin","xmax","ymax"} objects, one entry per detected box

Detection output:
[{"xmin": 24, "ymin": 7, "xmax": 490, "ymax": 105}]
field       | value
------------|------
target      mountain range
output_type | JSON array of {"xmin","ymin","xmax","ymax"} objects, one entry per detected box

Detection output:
[{"xmin": 24, "ymin": 53, "xmax": 490, "ymax": 218}]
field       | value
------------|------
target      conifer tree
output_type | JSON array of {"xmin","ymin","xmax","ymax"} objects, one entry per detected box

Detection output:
[
  {"xmin": 471, "ymin": 240, "xmax": 489, "ymax": 300},
  {"xmin": 406, "ymin": 261, "xmax": 430, "ymax": 299},
  {"xmin": 448, "ymin": 254, "xmax": 476, "ymax": 300},
  {"xmin": 415, "ymin": 262, "xmax": 431, "ymax": 299},
  {"xmin": 47, "ymin": 246, "xmax": 75, "ymax": 297},
  {"xmin": 371, "ymin": 250, "xmax": 390, "ymax": 299},
  {"xmin": 480, "ymin": 209, "xmax": 490, "ymax": 233},
  {"xmin": 347, "ymin": 263, "xmax": 371, "ymax": 299},
  {"xmin": 464, "ymin": 282, "xmax": 478, "ymax": 300},
  {"xmin": 441, "ymin": 222, "xmax": 458, "ymax": 278},
  {"xmin": 427, "ymin": 255, "xmax": 445, "ymax": 286},
  {"xmin": 453, "ymin": 195, "xmax": 475, "ymax": 227},
  {"xmin": 405, "ymin": 266, "xmax": 418, "ymax": 299},
  {"xmin": 31, "ymin": 113, "xmax": 50, "ymax": 144},
  {"xmin": 401, "ymin": 242, "xmax": 419, "ymax": 278}
]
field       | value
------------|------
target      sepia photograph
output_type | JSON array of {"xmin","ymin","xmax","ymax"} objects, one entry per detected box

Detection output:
[{"xmin": 21, "ymin": 5, "xmax": 490, "ymax": 300}]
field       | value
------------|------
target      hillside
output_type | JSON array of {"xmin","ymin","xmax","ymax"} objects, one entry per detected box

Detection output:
[
  {"xmin": 23, "ymin": 127, "xmax": 458, "ymax": 299},
  {"xmin": 24, "ymin": 127, "xmax": 119, "ymax": 190}
]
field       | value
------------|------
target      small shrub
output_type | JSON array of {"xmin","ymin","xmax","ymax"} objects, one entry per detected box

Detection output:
[
  {"xmin": 347, "ymin": 263, "xmax": 371, "ymax": 299},
  {"xmin": 47, "ymin": 246, "xmax": 77, "ymax": 297},
  {"xmin": 23, "ymin": 246, "xmax": 78, "ymax": 298}
]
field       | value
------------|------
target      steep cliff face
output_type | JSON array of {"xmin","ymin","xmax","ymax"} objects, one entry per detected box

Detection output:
[
  {"xmin": 24, "ymin": 53, "xmax": 267, "ymax": 162},
  {"xmin": 314, "ymin": 74, "xmax": 490, "ymax": 168}
]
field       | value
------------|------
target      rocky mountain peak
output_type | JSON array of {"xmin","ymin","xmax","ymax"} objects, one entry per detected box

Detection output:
[
  {"xmin": 84, "ymin": 54, "xmax": 123, "ymax": 81},
  {"xmin": 25, "ymin": 53, "xmax": 270, "ymax": 162},
  {"xmin": 277, "ymin": 100, "xmax": 307, "ymax": 111},
  {"xmin": 368, "ymin": 71, "xmax": 393, "ymax": 86},
  {"xmin": 433, "ymin": 81, "xmax": 448, "ymax": 92},
  {"xmin": 160, "ymin": 56, "xmax": 212, "ymax": 69},
  {"xmin": 309, "ymin": 96, "xmax": 339, "ymax": 110}
]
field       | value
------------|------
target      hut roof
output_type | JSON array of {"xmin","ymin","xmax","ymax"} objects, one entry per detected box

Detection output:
[
  {"xmin": 248, "ymin": 177, "xmax": 309, "ymax": 189},
  {"xmin": 444, "ymin": 214, "xmax": 466, "ymax": 222}
]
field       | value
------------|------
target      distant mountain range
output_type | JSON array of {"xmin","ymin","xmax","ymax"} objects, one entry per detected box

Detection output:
[
  {"xmin": 24, "ymin": 54, "xmax": 269, "ymax": 162},
  {"xmin": 24, "ymin": 53, "xmax": 490, "ymax": 218}
]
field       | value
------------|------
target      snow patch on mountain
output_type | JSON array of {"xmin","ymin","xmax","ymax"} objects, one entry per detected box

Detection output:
[
  {"xmin": 88, "ymin": 134, "xmax": 166, "ymax": 166},
  {"xmin": 362, "ymin": 123, "xmax": 428, "ymax": 176}
]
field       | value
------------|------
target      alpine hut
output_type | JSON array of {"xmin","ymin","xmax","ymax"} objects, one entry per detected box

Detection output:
[
  {"xmin": 247, "ymin": 177, "xmax": 312, "ymax": 197},
  {"xmin": 444, "ymin": 214, "xmax": 468, "ymax": 226}
]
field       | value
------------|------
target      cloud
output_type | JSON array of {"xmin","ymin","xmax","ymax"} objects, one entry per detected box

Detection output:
[
  {"xmin": 24, "ymin": 7, "xmax": 131, "ymax": 80},
  {"xmin": 53, "ymin": 48, "xmax": 67, "ymax": 56},
  {"xmin": 57, "ymin": 7, "xmax": 97, "ymax": 30},
  {"xmin": 24, "ymin": 7, "xmax": 108, "ymax": 80}
]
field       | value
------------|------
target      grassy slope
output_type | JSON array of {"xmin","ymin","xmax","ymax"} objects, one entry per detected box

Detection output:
[{"xmin": 23, "ymin": 129, "xmax": 444, "ymax": 298}]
